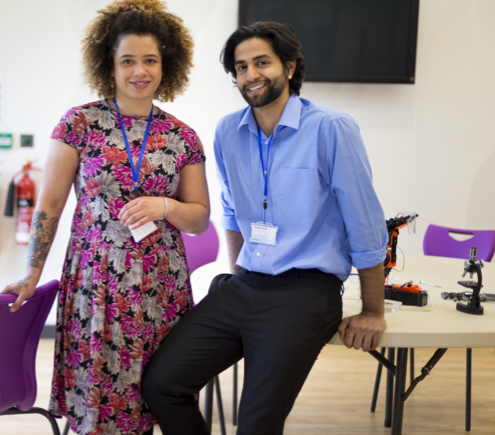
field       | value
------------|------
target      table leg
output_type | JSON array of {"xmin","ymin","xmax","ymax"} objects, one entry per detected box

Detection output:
[
  {"xmin": 371, "ymin": 347, "xmax": 386, "ymax": 412},
  {"xmin": 410, "ymin": 348, "xmax": 415, "ymax": 385},
  {"xmin": 466, "ymin": 348, "xmax": 472, "ymax": 432},
  {"xmin": 385, "ymin": 348, "xmax": 395, "ymax": 428},
  {"xmin": 391, "ymin": 348, "xmax": 408, "ymax": 435}
]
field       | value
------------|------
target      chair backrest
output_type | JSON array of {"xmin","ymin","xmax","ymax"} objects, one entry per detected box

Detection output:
[
  {"xmin": 0, "ymin": 280, "xmax": 59, "ymax": 414},
  {"xmin": 181, "ymin": 222, "xmax": 219, "ymax": 274},
  {"xmin": 423, "ymin": 224, "xmax": 495, "ymax": 262}
]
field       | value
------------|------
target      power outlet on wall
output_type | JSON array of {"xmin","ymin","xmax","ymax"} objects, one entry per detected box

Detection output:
[{"xmin": 20, "ymin": 134, "xmax": 34, "ymax": 147}]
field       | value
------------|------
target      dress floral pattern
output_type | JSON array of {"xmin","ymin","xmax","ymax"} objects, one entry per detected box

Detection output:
[{"xmin": 47, "ymin": 100, "xmax": 205, "ymax": 435}]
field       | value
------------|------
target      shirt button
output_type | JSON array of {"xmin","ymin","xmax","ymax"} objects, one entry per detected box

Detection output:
[{"xmin": 256, "ymin": 252, "xmax": 261, "ymax": 256}]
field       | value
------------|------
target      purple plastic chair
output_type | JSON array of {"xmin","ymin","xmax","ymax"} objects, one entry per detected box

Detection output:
[
  {"xmin": 424, "ymin": 224, "xmax": 495, "ymax": 431},
  {"xmin": 181, "ymin": 222, "xmax": 220, "ymax": 275},
  {"xmin": 423, "ymin": 224, "xmax": 495, "ymax": 261},
  {"xmin": 181, "ymin": 222, "xmax": 228, "ymax": 435},
  {"xmin": 0, "ymin": 279, "xmax": 60, "ymax": 435}
]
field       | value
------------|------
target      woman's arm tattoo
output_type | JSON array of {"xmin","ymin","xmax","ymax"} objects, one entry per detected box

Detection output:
[{"xmin": 27, "ymin": 210, "xmax": 59, "ymax": 269}]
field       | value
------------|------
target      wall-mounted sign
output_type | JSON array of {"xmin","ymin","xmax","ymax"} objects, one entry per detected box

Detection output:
[
  {"xmin": 0, "ymin": 133, "xmax": 13, "ymax": 148},
  {"xmin": 0, "ymin": 75, "xmax": 3, "ymax": 127}
]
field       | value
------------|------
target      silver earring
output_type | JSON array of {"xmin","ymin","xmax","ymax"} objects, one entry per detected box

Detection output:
[{"xmin": 288, "ymin": 75, "xmax": 292, "ymax": 79}]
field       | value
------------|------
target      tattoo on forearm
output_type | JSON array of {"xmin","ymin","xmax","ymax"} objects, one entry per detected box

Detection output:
[
  {"xmin": 27, "ymin": 210, "xmax": 59, "ymax": 269},
  {"xmin": 5, "ymin": 275, "xmax": 31, "ymax": 294}
]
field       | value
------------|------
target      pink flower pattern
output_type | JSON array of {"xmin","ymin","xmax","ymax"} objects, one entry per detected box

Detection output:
[{"xmin": 48, "ymin": 100, "xmax": 205, "ymax": 435}]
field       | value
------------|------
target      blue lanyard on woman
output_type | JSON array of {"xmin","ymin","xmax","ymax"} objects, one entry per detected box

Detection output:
[
  {"xmin": 114, "ymin": 97, "xmax": 154, "ymax": 197},
  {"xmin": 257, "ymin": 125, "xmax": 273, "ymax": 223}
]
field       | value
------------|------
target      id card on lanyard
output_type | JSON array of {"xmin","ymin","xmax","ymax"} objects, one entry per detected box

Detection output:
[
  {"xmin": 249, "ymin": 125, "xmax": 278, "ymax": 247},
  {"xmin": 114, "ymin": 97, "xmax": 158, "ymax": 242}
]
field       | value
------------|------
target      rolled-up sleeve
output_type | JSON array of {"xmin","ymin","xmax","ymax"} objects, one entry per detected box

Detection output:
[
  {"xmin": 323, "ymin": 117, "xmax": 387, "ymax": 270},
  {"xmin": 214, "ymin": 122, "xmax": 241, "ymax": 232}
]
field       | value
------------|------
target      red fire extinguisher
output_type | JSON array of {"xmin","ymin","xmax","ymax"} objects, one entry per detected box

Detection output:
[{"xmin": 4, "ymin": 159, "xmax": 41, "ymax": 244}]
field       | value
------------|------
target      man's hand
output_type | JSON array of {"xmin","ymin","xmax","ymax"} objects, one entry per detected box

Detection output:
[
  {"xmin": 339, "ymin": 262, "xmax": 387, "ymax": 351},
  {"xmin": 337, "ymin": 311, "xmax": 386, "ymax": 352}
]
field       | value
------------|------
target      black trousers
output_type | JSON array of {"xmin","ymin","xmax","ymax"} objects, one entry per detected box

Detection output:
[{"xmin": 142, "ymin": 268, "xmax": 343, "ymax": 435}]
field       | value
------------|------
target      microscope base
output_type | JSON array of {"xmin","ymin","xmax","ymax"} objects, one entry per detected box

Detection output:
[{"xmin": 456, "ymin": 302, "xmax": 484, "ymax": 315}]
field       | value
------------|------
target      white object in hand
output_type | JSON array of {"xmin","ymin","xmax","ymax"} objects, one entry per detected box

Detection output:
[{"xmin": 130, "ymin": 221, "xmax": 158, "ymax": 242}]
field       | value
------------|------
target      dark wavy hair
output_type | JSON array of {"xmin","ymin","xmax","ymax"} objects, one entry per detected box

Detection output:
[
  {"xmin": 220, "ymin": 21, "xmax": 306, "ymax": 96},
  {"xmin": 82, "ymin": 0, "xmax": 193, "ymax": 102}
]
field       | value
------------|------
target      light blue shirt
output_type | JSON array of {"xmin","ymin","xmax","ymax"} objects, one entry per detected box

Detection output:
[{"xmin": 214, "ymin": 95, "xmax": 387, "ymax": 281}]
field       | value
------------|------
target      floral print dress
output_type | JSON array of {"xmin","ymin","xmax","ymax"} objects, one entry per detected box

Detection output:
[{"xmin": 47, "ymin": 100, "xmax": 205, "ymax": 435}]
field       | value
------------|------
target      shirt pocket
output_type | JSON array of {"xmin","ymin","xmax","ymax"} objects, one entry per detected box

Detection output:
[{"xmin": 278, "ymin": 167, "xmax": 319, "ymax": 218}]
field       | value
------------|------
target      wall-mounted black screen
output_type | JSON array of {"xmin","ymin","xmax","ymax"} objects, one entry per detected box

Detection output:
[{"xmin": 239, "ymin": 0, "xmax": 420, "ymax": 84}]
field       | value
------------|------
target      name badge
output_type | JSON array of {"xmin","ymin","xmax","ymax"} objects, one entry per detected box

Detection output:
[
  {"xmin": 249, "ymin": 222, "xmax": 278, "ymax": 246},
  {"xmin": 130, "ymin": 220, "xmax": 158, "ymax": 242}
]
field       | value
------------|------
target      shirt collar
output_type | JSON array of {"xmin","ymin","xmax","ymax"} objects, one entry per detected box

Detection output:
[{"xmin": 237, "ymin": 94, "xmax": 302, "ymax": 134}]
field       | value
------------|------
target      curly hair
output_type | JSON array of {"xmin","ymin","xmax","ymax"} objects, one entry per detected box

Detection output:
[
  {"xmin": 82, "ymin": 0, "xmax": 193, "ymax": 102},
  {"xmin": 220, "ymin": 22, "xmax": 306, "ymax": 96}
]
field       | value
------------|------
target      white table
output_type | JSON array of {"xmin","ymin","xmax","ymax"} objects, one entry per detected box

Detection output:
[
  {"xmin": 190, "ymin": 255, "xmax": 495, "ymax": 434},
  {"xmin": 340, "ymin": 255, "xmax": 495, "ymax": 434},
  {"xmin": 329, "ymin": 255, "xmax": 495, "ymax": 349}
]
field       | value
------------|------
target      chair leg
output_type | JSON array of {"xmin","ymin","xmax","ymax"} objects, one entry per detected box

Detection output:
[
  {"xmin": 233, "ymin": 361, "xmax": 238, "ymax": 426},
  {"xmin": 371, "ymin": 347, "xmax": 386, "ymax": 412},
  {"xmin": 410, "ymin": 348, "xmax": 415, "ymax": 385},
  {"xmin": 203, "ymin": 377, "xmax": 226, "ymax": 435},
  {"xmin": 4, "ymin": 407, "xmax": 61, "ymax": 435},
  {"xmin": 63, "ymin": 419, "xmax": 70, "ymax": 435},
  {"xmin": 204, "ymin": 379, "xmax": 214, "ymax": 433},
  {"xmin": 466, "ymin": 348, "xmax": 472, "ymax": 432},
  {"xmin": 214, "ymin": 376, "xmax": 227, "ymax": 435}
]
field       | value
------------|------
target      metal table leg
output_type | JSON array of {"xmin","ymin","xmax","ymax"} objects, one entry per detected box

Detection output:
[
  {"xmin": 391, "ymin": 348, "xmax": 409, "ymax": 435},
  {"xmin": 385, "ymin": 348, "xmax": 395, "ymax": 427},
  {"xmin": 410, "ymin": 348, "xmax": 415, "ymax": 385},
  {"xmin": 369, "ymin": 347, "xmax": 449, "ymax": 435},
  {"xmin": 371, "ymin": 347, "xmax": 386, "ymax": 412},
  {"xmin": 466, "ymin": 348, "xmax": 472, "ymax": 431}
]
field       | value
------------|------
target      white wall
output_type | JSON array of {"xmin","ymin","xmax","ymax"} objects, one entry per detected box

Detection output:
[{"xmin": 0, "ymin": 0, "xmax": 494, "ymax": 325}]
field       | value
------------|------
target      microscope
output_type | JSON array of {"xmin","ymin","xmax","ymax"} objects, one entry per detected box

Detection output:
[{"xmin": 456, "ymin": 247, "xmax": 484, "ymax": 315}]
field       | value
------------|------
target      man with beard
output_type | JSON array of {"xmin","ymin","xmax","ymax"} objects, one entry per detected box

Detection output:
[{"xmin": 142, "ymin": 22, "xmax": 388, "ymax": 435}]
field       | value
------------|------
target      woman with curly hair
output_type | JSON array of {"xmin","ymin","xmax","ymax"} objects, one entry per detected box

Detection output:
[{"xmin": 1, "ymin": 1, "xmax": 209, "ymax": 434}]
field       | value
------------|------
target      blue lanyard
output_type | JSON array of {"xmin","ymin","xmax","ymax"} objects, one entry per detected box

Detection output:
[
  {"xmin": 257, "ymin": 125, "xmax": 273, "ymax": 219},
  {"xmin": 114, "ymin": 97, "xmax": 154, "ymax": 196}
]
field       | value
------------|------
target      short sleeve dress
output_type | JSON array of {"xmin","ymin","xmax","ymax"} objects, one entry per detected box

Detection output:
[{"xmin": 47, "ymin": 99, "xmax": 205, "ymax": 435}]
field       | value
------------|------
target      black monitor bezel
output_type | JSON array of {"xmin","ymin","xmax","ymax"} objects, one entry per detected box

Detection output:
[{"xmin": 238, "ymin": 0, "xmax": 420, "ymax": 84}]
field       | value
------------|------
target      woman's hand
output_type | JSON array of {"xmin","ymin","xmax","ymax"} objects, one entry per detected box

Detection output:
[
  {"xmin": 119, "ymin": 163, "xmax": 210, "ymax": 234},
  {"xmin": 119, "ymin": 196, "xmax": 167, "ymax": 229},
  {"xmin": 1, "ymin": 275, "xmax": 37, "ymax": 313}
]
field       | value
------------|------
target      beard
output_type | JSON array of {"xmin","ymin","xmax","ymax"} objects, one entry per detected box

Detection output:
[{"xmin": 239, "ymin": 72, "xmax": 286, "ymax": 108}]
